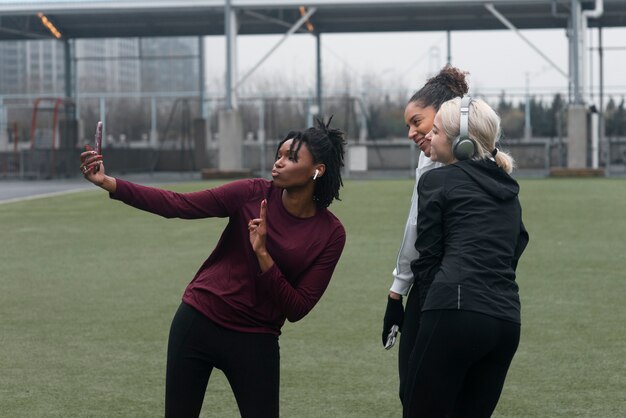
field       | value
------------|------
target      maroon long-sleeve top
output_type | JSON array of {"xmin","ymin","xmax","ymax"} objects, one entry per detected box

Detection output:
[{"xmin": 110, "ymin": 178, "xmax": 346, "ymax": 335}]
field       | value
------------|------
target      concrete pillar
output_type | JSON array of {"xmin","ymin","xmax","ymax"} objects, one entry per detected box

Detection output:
[
  {"xmin": 567, "ymin": 105, "xmax": 587, "ymax": 168},
  {"xmin": 218, "ymin": 109, "xmax": 243, "ymax": 170},
  {"xmin": 348, "ymin": 142, "xmax": 368, "ymax": 172}
]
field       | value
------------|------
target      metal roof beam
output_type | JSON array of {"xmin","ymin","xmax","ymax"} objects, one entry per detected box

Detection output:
[
  {"xmin": 0, "ymin": 15, "xmax": 49, "ymax": 39},
  {"xmin": 242, "ymin": 9, "xmax": 310, "ymax": 34},
  {"xmin": 0, "ymin": 25, "xmax": 48, "ymax": 39},
  {"xmin": 234, "ymin": 7, "xmax": 317, "ymax": 91},
  {"xmin": 485, "ymin": 3, "xmax": 570, "ymax": 80}
]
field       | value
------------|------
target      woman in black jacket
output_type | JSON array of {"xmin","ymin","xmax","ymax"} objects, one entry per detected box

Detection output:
[{"xmin": 403, "ymin": 97, "xmax": 529, "ymax": 417}]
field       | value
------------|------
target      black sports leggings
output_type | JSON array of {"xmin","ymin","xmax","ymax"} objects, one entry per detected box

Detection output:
[
  {"xmin": 403, "ymin": 310, "xmax": 520, "ymax": 418},
  {"xmin": 397, "ymin": 284, "xmax": 423, "ymax": 404},
  {"xmin": 165, "ymin": 303, "xmax": 280, "ymax": 418}
]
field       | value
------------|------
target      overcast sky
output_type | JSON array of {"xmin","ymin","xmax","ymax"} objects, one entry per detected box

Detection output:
[{"xmin": 203, "ymin": 26, "xmax": 626, "ymax": 104}]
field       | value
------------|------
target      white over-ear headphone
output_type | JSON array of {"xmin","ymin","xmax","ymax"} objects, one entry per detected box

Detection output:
[{"xmin": 313, "ymin": 169, "xmax": 320, "ymax": 180}]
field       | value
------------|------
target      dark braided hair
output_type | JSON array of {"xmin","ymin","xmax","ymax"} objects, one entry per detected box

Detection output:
[
  {"xmin": 275, "ymin": 116, "xmax": 346, "ymax": 208},
  {"xmin": 409, "ymin": 65, "xmax": 469, "ymax": 110}
]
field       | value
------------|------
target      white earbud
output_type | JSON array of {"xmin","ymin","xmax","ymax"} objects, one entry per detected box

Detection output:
[{"xmin": 313, "ymin": 169, "xmax": 320, "ymax": 180}]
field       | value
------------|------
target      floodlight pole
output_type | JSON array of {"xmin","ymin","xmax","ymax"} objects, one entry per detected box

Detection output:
[
  {"xmin": 446, "ymin": 31, "xmax": 451, "ymax": 65},
  {"xmin": 316, "ymin": 31, "xmax": 322, "ymax": 117},
  {"xmin": 64, "ymin": 39, "xmax": 72, "ymax": 100},
  {"xmin": 599, "ymin": 26, "xmax": 608, "ymax": 173},
  {"xmin": 569, "ymin": 0, "xmax": 583, "ymax": 105},
  {"xmin": 198, "ymin": 36, "xmax": 207, "ymax": 118},
  {"xmin": 224, "ymin": 0, "xmax": 237, "ymax": 110},
  {"xmin": 63, "ymin": 39, "xmax": 76, "ymax": 120},
  {"xmin": 524, "ymin": 72, "xmax": 531, "ymax": 140}
]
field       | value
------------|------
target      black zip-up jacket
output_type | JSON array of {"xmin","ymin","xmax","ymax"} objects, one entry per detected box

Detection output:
[{"xmin": 410, "ymin": 159, "xmax": 529, "ymax": 324}]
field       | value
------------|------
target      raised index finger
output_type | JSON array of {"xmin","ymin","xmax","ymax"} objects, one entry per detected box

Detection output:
[{"xmin": 260, "ymin": 199, "xmax": 267, "ymax": 222}]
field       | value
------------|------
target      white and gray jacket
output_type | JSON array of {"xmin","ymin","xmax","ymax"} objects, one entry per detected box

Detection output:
[{"xmin": 389, "ymin": 152, "xmax": 442, "ymax": 295}]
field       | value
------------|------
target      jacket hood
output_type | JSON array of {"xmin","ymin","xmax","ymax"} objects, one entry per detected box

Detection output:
[{"xmin": 453, "ymin": 159, "xmax": 519, "ymax": 201}]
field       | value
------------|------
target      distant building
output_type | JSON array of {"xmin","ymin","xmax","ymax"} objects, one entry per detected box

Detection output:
[
  {"xmin": 0, "ymin": 37, "xmax": 199, "ymax": 96},
  {"xmin": 0, "ymin": 40, "xmax": 64, "ymax": 95},
  {"xmin": 140, "ymin": 37, "xmax": 200, "ymax": 93},
  {"xmin": 75, "ymin": 38, "xmax": 141, "ymax": 94},
  {"xmin": 0, "ymin": 41, "xmax": 26, "ymax": 95}
]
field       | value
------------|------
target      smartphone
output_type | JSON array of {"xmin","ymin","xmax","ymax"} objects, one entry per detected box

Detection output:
[
  {"xmin": 384, "ymin": 325, "xmax": 399, "ymax": 350},
  {"xmin": 95, "ymin": 121, "xmax": 103, "ymax": 154}
]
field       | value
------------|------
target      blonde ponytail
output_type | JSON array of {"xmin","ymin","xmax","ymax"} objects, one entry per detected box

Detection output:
[{"xmin": 493, "ymin": 149, "xmax": 515, "ymax": 174}]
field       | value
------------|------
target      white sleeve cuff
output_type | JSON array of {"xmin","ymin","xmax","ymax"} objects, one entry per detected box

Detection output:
[{"xmin": 390, "ymin": 269, "xmax": 413, "ymax": 296}]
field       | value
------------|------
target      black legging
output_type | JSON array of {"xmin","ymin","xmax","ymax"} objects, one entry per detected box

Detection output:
[
  {"xmin": 403, "ymin": 310, "xmax": 520, "ymax": 418},
  {"xmin": 165, "ymin": 303, "xmax": 280, "ymax": 418},
  {"xmin": 397, "ymin": 284, "xmax": 423, "ymax": 404}
]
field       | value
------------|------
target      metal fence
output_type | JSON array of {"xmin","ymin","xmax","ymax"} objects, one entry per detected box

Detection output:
[{"xmin": 2, "ymin": 93, "xmax": 625, "ymax": 178}]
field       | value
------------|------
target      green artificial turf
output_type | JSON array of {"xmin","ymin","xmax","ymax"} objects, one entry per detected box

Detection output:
[{"xmin": 0, "ymin": 178, "xmax": 624, "ymax": 417}]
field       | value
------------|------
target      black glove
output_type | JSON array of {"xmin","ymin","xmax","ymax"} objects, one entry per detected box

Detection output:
[{"xmin": 382, "ymin": 295, "xmax": 404, "ymax": 347}]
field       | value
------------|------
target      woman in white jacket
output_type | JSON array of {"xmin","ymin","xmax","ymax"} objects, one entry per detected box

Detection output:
[{"xmin": 381, "ymin": 65, "xmax": 469, "ymax": 405}]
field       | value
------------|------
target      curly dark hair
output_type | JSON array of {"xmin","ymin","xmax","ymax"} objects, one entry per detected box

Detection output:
[
  {"xmin": 409, "ymin": 65, "xmax": 469, "ymax": 110},
  {"xmin": 275, "ymin": 116, "xmax": 346, "ymax": 208}
]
